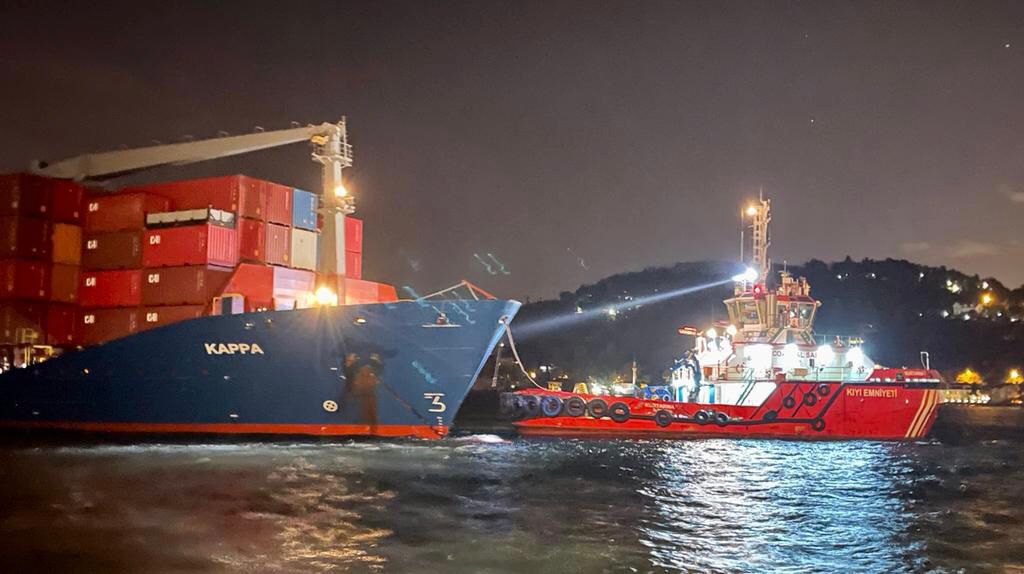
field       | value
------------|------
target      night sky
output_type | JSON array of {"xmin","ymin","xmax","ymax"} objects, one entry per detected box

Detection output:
[{"xmin": 2, "ymin": 1, "xmax": 1022, "ymax": 299}]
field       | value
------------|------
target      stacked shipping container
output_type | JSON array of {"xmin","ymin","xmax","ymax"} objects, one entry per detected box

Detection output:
[
  {"xmin": 0, "ymin": 174, "xmax": 84, "ymax": 346},
  {"xmin": 2, "ymin": 172, "xmax": 397, "ymax": 350}
]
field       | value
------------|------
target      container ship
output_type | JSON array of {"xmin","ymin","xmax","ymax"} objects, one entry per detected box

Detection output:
[
  {"xmin": 504, "ymin": 196, "xmax": 942, "ymax": 440},
  {"xmin": 0, "ymin": 120, "xmax": 519, "ymax": 439}
]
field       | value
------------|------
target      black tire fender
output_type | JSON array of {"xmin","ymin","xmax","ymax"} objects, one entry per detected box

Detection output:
[
  {"xmin": 802, "ymin": 392, "xmax": 818, "ymax": 407},
  {"xmin": 811, "ymin": 419, "xmax": 826, "ymax": 431},
  {"xmin": 564, "ymin": 396, "xmax": 587, "ymax": 417},
  {"xmin": 762, "ymin": 409, "xmax": 778, "ymax": 421},
  {"xmin": 713, "ymin": 412, "xmax": 730, "ymax": 426},
  {"xmin": 693, "ymin": 410, "xmax": 710, "ymax": 425},
  {"xmin": 817, "ymin": 384, "xmax": 831, "ymax": 397},
  {"xmin": 782, "ymin": 396, "xmax": 796, "ymax": 409},
  {"xmin": 654, "ymin": 409, "xmax": 674, "ymax": 427},
  {"xmin": 587, "ymin": 398, "xmax": 609, "ymax": 418},
  {"xmin": 524, "ymin": 395, "xmax": 542, "ymax": 418},
  {"xmin": 540, "ymin": 396, "xmax": 563, "ymax": 417},
  {"xmin": 608, "ymin": 402, "xmax": 630, "ymax": 423}
]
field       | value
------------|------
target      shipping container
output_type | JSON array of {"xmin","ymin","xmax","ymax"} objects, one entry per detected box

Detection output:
[
  {"xmin": 265, "ymin": 182, "xmax": 292, "ymax": 225},
  {"xmin": 51, "ymin": 223, "xmax": 82, "ymax": 265},
  {"xmin": 238, "ymin": 218, "xmax": 265, "ymax": 262},
  {"xmin": 79, "ymin": 269, "xmax": 142, "ymax": 307},
  {"xmin": 271, "ymin": 266, "xmax": 315, "ymax": 307},
  {"xmin": 345, "ymin": 250, "xmax": 362, "ymax": 279},
  {"xmin": 142, "ymin": 224, "xmax": 239, "ymax": 268},
  {"xmin": 345, "ymin": 216, "xmax": 363, "ymax": 253},
  {"xmin": 290, "ymin": 228, "xmax": 318, "ymax": 271},
  {"xmin": 45, "ymin": 304, "xmax": 79, "ymax": 346},
  {"xmin": 344, "ymin": 278, "xmax": 380, "ymax": 305},
  {"xmin": 377, "ymin": 283, "xmax": 399, "ymax": 302},
  {"xmin": 0, "ymin": 173, "xmax": 49, "ymax": 218},
  {"xmin": 84, "ymin": 192, "xmax": 171, "ymax": 233},
  {"xmin": 125, "ymin": 175, "xmax": 266, "ymax": 220},
  {"xmin": 146, "ymin": 207, "xmax": 235, "ymax": 228},
  {"xmin": 49, "ymin": 263, "xmax": 79, "ymax": 303},
  {"xmin": 49, "ymin": 179, "xmax": 84, "ymax": 223},
  {"xmin": 82, "ymin": 230, "xmax": 143, "ymax": 270},
  {"xmin": 0, "ymin": 260, "xmax": 48, "ymax": 300},
  {"xmin": 0, "ymin": 216, "xmax": 51, "ymax": 260},
  {"xmin": 0, "ymin": 303, "xmax": 43, "ymax": 345},
  {"xmin": 140, "ymin": 305, "xmax": 206, "ymax": 331},
  {"xmin": 141, "ymin": 265, "xmax": 233, "ymax": 305},
  {"xmin": 266, "ymin": 223, "xmax": 290, "ymax": 266},
  {"xmin": 222, "ymin": 262, "xmax": 274, "ymax": 303},
  {"xmin": 291, "ymin": 188, "xmax": 318, "ymax": 231},
  {"xmin": 80, "ymin": 307, "xmax": 140, "ymax": 346}
]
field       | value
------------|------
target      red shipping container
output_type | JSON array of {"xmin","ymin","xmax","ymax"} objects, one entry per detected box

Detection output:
[
  {"xmin": 265, "ymin": 182, "xmax": 292, "ymax": 225},
  {"xmin": 0, "ymin": 260, "xmax": 49, "ymax": 300},
  {"xmin": 345, "ymin": 250, "xmax": 362, "ymax": 279},
  {"xmin": 344, "ymin": 278, "xmax": 380, "ymax": 305},
  {"xmin": 82, "ymin": 230, "xmax": 143, "ymax": 270},
  {"xmin": 124, "ymin": 175, "xmax": 267, "ymax": 220},
  {"xmin": 0, "ymin": 173, "xmax": 50, "ymax": 218},
  {"xmin": 50, "ymin": 263, "xmax": 79, "ymax": 303},
  {"xmin": 223, "ymin": 263, "xmax": 274, "ymax": 303},
  {"xmin": 48, "ymin": 180, "xmax": 84, "ymax": 223},
  {"xmin": 378, "ymin": 283, "xmax": 398, "ymax": 302},
  {"xmin": 80, "ymin": 307, "xmax": 140, "ymax": 346},
  {"xmin": 1, "ymin": 216, "xmax": 51, "ymax": 260},
  {"xmin": 45, "ymin": 304, "xmax": 79, "ymax": 346},
  {"xmin": 238, "ymin": 218, "xmax": 265, "ymax": 262},
  {"xmin": 142, "ymin": 224, "xmax": 239, "ymax": 268},
  {"xmin": 140, "ymin": 305, "xmax": 206, "ymax": 331},
  {"xmin": 141, "ymin": 265, "xmax": 233, "ymax": 305},
  {"xmin": 79, "ymin": 269, "xmax": 142, "ymax": 307},
  {"xmin": 266, "ymin": 223, "xmax": 290, "ymax": 266},
  {"xmin": 84, "ymin": 192, "xmax": 171, "ymax": 233},
  {"xmin": 344, "ymin": 216, "xmax": 363, "ymax": 253}
]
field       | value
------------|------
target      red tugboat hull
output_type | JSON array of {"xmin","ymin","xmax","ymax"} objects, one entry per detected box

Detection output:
[{"xmin": 509, "ymin": 380, "xmax": 942, "ymax": 440}]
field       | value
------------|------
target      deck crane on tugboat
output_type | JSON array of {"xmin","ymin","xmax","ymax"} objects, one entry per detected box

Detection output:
[{"xmin": 504, "ymin": 195, "xmax": 945, "ymax": 440}]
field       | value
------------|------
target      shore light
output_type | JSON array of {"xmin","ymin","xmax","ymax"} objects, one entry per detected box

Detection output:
[{"xmin": 981, "ymin": 293, "xmax": 993, "ymax": 305}]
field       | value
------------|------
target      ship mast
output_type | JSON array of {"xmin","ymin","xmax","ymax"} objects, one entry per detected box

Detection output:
[{"xmin": 746, "ymin": 192, "xmax": 771, "ymax": 286}]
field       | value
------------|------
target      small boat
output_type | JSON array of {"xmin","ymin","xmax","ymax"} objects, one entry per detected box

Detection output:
[{"xmin": 503, "ymin": 195, "xmax": 942, "ymax": 440}]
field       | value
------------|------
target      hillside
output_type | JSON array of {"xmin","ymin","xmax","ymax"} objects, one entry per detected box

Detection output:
[{"xmin": 510, "ymin": 258, "xmax": 1024, "ymax": 383}]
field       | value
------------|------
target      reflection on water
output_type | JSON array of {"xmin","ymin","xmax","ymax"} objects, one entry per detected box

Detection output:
[{"xmin": 1, "ymin": 437, "xmax": 1022, "ymax": 573}]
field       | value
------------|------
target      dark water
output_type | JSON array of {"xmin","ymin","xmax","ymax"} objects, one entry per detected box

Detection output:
[{"xmin": 1, "ymin": 436, "xmax": 1022, "ymax": 573}]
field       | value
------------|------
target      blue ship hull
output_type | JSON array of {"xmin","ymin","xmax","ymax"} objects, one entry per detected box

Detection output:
[{"xmin": 0, "ymin": 299, "xmax": 520, "ymax": 439}]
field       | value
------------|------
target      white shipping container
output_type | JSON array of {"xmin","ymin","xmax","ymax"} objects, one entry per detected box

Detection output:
[{"xmin": 289, "ymin": 228, "xmax": 318, "ymax": 271}]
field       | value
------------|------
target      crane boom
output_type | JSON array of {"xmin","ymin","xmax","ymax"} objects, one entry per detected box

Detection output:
[{"xmin": 30, "ymin": 118, "xmax": 355, "ymax": 276}]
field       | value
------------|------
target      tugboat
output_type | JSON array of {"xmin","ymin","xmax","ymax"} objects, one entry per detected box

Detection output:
[{"xmin": 503, "ymin": 196, "xmax": 943, "ymax": 440}]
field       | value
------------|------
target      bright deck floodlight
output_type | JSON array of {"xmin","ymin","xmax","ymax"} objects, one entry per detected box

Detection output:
[{"xmin": 732, "ymin": 267, "xmax": 758, "ymax": 282}]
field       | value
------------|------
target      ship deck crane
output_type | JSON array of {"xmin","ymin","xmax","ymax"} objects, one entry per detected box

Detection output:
[{"xmin": 31, "ymin": 119, "xmax": 355, "ymax": 277}]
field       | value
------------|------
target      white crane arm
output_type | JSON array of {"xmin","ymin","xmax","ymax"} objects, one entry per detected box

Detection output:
[{"xmin": 31, "ymin": 122, "xmax": 349, "ymax": 181}]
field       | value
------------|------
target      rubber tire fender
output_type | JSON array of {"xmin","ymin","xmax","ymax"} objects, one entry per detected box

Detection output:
[
  {"xmin": 782, "ymin": 396, "xmax": 797, "ymax": 409},
  {"xmin": 608, "ymin": 402, "xmax": 630, "ymax": 423},
  {"xmin": 564, "ymin": 396, "xmax": 587, "ymax": 417},
  {"xmin": 654, "ymin": 409, "xmax": 674, "ymax": 427},
  {"xmin": 498, "ymin": 394, "xmax": 515, "ymax": 418},
  {"xmin": 587, "ymin": 398, "xmax": 609, "ymax": 419},
  {"xmin": 510, "ymin": 396, "xmax": 527, "ymax": 420},
  {"xmin": 523, "ymin": 395, "xmax": 542, "ymax": 419},
  {"xmin": 540, "ymin": 395, "xmax": 563, "ymax": 417},
  {"xmin": 802, "ymin": 392, "xmax": 818, "ymax": 407},
  {"xmin": 817, "ymin": 384, "xmax": 831, "ymax": 397},
  {"xmin": 762, "ymin": 409, "xmax": 778, "ymax": 421},
  {"xmin": 811, "ymin": 419, "xmax": 826, "ymax": 431},
  {"xmin": 713, "ymin": 412, "xmax": 730, "ymax": 426},
  {"xmin": 693, "ymin": 410, "xmax": 710, "ymax": 425}
]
